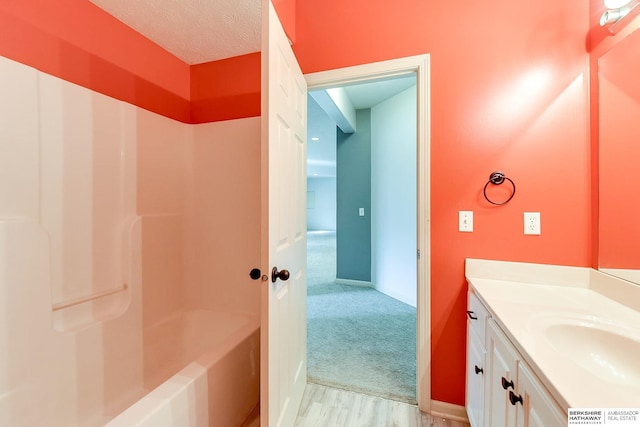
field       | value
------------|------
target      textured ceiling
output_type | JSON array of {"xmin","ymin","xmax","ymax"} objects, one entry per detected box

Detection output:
[{"xmin": 89, "ymin": 0, "xmax": 262, "ymax": 64}]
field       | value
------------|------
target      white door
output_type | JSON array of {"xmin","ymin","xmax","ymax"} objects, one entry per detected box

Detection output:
[{"xmin": 261, "ymin": 1, "xmax": 308, "ymax": 426}]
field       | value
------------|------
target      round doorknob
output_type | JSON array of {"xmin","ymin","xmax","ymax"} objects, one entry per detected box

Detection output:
[{"xmin": 271, "ymin": 267, "xmax": 290, "ymax": 283}]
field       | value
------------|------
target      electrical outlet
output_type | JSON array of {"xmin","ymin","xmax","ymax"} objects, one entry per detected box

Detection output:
[
  {"xmin": 524, "ymin": 212, "xmax": 541, "ymax": 235},
  {"xmin": 459, "ymin": 211, "xmax": 473, "ymax": 232}
]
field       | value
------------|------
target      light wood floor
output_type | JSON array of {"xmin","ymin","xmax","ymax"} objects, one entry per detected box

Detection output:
[
  {"xmin": 295, "ymin": 383, "xmax": 470, "ymax": 427},
  {"xmin": 240, "ymin": 383, "xmax": 470, "ymax": 427}
]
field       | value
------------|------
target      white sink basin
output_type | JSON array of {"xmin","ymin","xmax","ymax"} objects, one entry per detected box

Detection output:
[{"xmin": 543, "ymin": 318, "xmax": 640, "ymax": 387}]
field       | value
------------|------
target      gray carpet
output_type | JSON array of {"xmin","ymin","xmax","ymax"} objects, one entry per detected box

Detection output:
[{"xmin": 306, "ymin": 231, "xmax": 417, "ymax": 404}]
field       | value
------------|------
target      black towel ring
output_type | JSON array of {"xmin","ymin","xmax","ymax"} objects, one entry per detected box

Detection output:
[{"xmin": 483, "ymin": 171, "xmax": 516, "ymax": 205}]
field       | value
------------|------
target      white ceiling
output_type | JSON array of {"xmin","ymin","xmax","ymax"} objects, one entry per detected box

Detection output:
[
  {"xmin": 341, "ymin": 76, "xmax": 418, "ymax": 109},
  {"xmin": 307, "ymin": 75, "xmax": 417, "ymax": 178},
  {"xmin": 89, "ymin": 0, "xmax": 261, "ymax": 64}
]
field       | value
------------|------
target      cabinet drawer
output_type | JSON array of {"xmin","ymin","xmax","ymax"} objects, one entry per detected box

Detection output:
[{"xmin": 467, "ymin": 290, "xmax": 490, "ymax": 343}]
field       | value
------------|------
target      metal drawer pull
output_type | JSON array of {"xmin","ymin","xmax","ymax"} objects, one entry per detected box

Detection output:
[
  {"xmin": 509, "ymin": 390, "xmax": 523, "ymax": 405},
  {"xmin": 474, "ymin": 365, "xmax": 483, "ymax": 375},
  {"xmin": 501, "ymin": 376, "xmax": 514, "ymax": 390},
  {"xmin": 467, "ymin": 310, "xmax": 478, "ymax": 320}
]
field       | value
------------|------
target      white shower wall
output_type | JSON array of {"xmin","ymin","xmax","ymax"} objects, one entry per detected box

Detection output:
[
  {"xmin": 0, "ymin": 54, "xmax": 145, "ymax": 426},
  {"xmin": 0, "ymin": 55, "xmax": 261, "ymax": 426}
]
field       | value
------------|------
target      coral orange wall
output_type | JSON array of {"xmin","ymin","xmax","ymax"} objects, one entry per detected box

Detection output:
[
  {"xmin": 272, "ymin": 0, "xmax": 296, "ymax": 42},
  {"xmin": 293, "ymin": 0, "xmax": 592, "ymax": 405},
  {"xmin": 191, "ymin": 53, "xmax": 261, "ymax": 123}
]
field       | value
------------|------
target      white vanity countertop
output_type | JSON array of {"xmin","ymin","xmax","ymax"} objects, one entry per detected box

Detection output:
[{"xmin": 466, "ymin": 259, "xmax": 640, "ymax": 411}]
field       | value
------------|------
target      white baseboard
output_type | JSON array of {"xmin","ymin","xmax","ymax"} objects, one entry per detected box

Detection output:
[
  {"xmin": 334, "ymin": 278, "xmax": 373, "ymax": 288},
  {"xmin": 429, "ymin": 400, "xmax": 469, "ymax": 424}
]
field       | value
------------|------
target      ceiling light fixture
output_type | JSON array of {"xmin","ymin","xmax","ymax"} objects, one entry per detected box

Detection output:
[
  {"xmin": 311, "ymin": 137, "xmax": 320, "ymax": 141},
  {"xmin": 604, "ymin": 0, "xmax": 631, "ymax": 9},
  {"xmin": 600, "ymin": 0, "xmax": 636, "ymax": 27},
  {"xmin": 600, "ymin": 6, "xmax": 632, "ymax": 25}
]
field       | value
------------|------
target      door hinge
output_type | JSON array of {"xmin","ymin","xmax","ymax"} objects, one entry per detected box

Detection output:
[{"xmin": 417, "ymin": 249, "xmax": 421, "ymax": 260}]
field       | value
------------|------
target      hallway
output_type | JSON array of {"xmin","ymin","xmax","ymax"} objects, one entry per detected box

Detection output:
[{"xmin": 307, "ymin": 231, "xmax": 417, "ymax": 403}]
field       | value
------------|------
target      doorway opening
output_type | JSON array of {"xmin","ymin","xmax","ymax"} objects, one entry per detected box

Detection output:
[{"xmin": 304, "ymin": 55, "xmax": 430, "ymax": 410}]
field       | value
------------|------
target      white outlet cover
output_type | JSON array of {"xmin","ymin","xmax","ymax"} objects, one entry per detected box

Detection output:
[{"xmin": 524, "ymin": 212, "xmax": 541, "ymax": 235}]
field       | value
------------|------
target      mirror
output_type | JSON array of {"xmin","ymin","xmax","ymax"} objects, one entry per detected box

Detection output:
[{"xmin": 598, "ymin": 28, "xmax": 640, "ymax": 284}]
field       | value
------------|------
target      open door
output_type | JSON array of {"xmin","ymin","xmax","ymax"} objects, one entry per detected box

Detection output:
[{"xmin": 260, "ymin": 1, "xmax": 308, "ymax": 426}]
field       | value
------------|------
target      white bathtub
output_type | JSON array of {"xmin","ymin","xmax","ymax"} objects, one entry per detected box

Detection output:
[{"xmin": 106, "ymin": 309, "xmax": 260, "ymax": 427}]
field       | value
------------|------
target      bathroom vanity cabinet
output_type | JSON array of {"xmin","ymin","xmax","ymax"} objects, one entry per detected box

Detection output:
[
  {"xmin": 466, "ymin": 290, "xmax": 565, "ymax": 427},
  {"xmin": 465, "ymin": 258, "xmax": 640, "ymax": 426}
]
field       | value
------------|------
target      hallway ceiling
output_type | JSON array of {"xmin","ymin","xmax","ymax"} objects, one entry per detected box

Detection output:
[
  {"xmin": 89, "ymin": 0, "xmax": 261, "ymax": 64},
  {"xmin": 307, "ymin": 75, "xmax": 417, "ymax": 178},
  {"xmin": 341, "ymin": 76, "xmax": 417, "ymax": 109}
]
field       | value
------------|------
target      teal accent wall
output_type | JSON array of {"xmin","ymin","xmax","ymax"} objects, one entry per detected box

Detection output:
[{"xmin": 336, "ymin": 109, "xmax": 371, "ymax": 282}]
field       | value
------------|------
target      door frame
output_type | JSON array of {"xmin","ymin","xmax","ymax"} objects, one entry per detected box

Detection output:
[{"xmin": 305, "ymin": 54, "xmax": 431, "ymax": 412}]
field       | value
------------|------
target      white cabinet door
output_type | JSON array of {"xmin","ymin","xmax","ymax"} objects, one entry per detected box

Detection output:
[
  {"xmin": 515, "ymin": 362, "xmax": 566, "ymax": 427},
  {"xmin": 484, "ymin": 318, "xmax": 566, "ymax": 427},
  {"xmin": 485, "ymin": 319, "xmax": 518, "ymax": 427},
  {"xmin": 466, "ymin": 330, "xmax": 486, "ymax": 427},
  {"xmin": 469, "ymin": 294, "xmax": 568, "ymax": 427}
]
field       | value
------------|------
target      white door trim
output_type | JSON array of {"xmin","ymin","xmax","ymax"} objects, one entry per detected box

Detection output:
[{"xmin": 305, "ymin": 54, "xmax": 431, "ymax": 412}]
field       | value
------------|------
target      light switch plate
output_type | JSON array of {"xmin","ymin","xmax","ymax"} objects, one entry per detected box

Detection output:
[
  {"xmin": 359, "ymin": 208, "xmax": 365, "ymax": 217},
  {"xmin": 524, "ymin": 212, "xmax": 541, "ymax": 235},
  {"xmin": 459, "ymin": 211, "xmax": 473, "ymax": 232}
]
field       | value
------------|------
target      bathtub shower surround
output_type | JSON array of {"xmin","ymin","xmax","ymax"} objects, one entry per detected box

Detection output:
[
  {"xmin": 106, "ymin": 310, "xmax": 260, "ymax": 427},
  {"xmin": 38, "ymin": 71, "xmax": 139, "ymax": 332},
  {"xmin": 0, "ymin": 55, "xmax": 261, "ymax": 426},
  {"xmin": 0, "ymin": 55, "xmax": 144, "ymax": 426}
]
